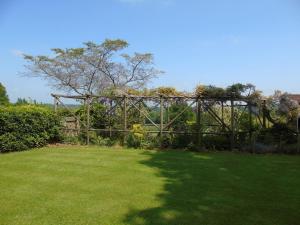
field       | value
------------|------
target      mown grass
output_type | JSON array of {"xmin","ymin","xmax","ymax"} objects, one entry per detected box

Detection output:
[{"xmin": 0, "ymin": 146, "xmax": 299, "ymax": 225}]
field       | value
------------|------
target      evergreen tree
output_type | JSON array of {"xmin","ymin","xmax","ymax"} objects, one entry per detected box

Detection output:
[{"xmin": 0, "ymin": 82, "xmax": 9, "ymax": 105}]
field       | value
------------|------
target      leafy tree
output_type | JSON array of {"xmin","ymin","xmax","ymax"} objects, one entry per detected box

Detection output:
[
  {"xmin": 0, "ymin": 82, "xmax": 9, "ymax": 105},
  {"xmin": 226, "ymin": 83, "xmax": 257, "ymax": 98},
  {"xmin": 267, "ymin": 91, "xmax": 299, "ymax": 123},
  {"xmin": 195, "ymin": 83, "xmax": 259, "ymax": 99},
  {"xmin": 24, "ymin": 39, "xmax": 162, "ymax": 95}
]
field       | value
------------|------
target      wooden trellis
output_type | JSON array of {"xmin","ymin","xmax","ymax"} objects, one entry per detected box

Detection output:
[{"xmin": 51, "ymin": 93, "xmax": 256, "ymax": 150}]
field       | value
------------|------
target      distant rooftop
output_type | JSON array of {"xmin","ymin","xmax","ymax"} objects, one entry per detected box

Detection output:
[{"xmin": 287, "ymin": 94, "xmax": 300, "ymax": 103}]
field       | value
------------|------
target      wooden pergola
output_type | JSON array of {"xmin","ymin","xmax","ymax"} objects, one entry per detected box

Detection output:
[{"xmin": 52, "ymin": 93, "xmax": 257, "ymax": 150}]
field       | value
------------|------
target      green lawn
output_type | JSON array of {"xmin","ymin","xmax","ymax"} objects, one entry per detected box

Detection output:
[{"xmin": 0, "ymin": 147, "xmax": 300, "ymax": 225}]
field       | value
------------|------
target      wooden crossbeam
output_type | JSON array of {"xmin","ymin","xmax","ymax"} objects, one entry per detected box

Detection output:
[
  {"xmin": 202, "ymin": 100, "xmax": 231, "ymax": 131},
  {"xmin": 127, "ymin": 98, "xmax": 160, "ymax": 130},
  {"xmin": 163, "ymin": 100, "xmax": 196, "ymax": 130}
]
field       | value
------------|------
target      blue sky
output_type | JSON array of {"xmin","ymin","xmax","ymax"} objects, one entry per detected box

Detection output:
[{"xmin": 1, "ymin": 0, "xmax": 300, "ymax": 102}]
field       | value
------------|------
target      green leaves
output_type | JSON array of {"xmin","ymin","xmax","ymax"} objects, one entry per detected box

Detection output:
[
  {"xmin": 195, "ymin": 83, "xmax": 259, "ymax": 99},
  {"xmin": 0, "ymin": 105, "xmax": 62, "ymax": 152},
  {"xmin": 101, "ymin": 39, "xmax": 128, "ymax": 51},
  {"xmin": 0, "ymin": 83, "xmax": 9, "ymax": 106}
]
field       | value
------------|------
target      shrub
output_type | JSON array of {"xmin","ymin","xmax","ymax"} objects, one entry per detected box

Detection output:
[
  {"xmin": 159, "ymin": 134, "xmax": 173, "ymax": 148},
  {"xmin": 89, "ymin": 131, "xmax": 116, "ymax": 146},
  {"xmin": 141, "ymin": 134, "xmax": 160, "ymax": 149},
  {"xmin": 0, "ymin": 133, "xmax": 27, "ymax": 151},
  {"xmin": 171, "ymin": 133, "xmax": 192, "ymax": 149},
  {"xmin": 0, "ymin": 105, "xmax": 62, "ymax": 152},
  {"xmin": 202, "ymin": 135, "xmax": 230, "ymax": 150},
  {"xmin": 62, "ymin": 135, "xmax": 80, "ymax": 145},
  {"xmin": 126, "ymin": 124, "xmax": 145, "ymax": 148}
]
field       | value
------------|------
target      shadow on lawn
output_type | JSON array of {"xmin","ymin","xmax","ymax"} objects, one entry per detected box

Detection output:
[
  {"xmin": 123, "ymin": 150, "xmax": 232, "ymax": 225},
  {"xmin": 122, "ymin": 150, "xmax": 300, "ymax": 225}
]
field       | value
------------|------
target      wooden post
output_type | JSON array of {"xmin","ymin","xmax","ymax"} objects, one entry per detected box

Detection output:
[
  {"xmin": 109, "ymin": 100, "xmax": 112, "ymax": 138},
  {"xmin": 262, "ymin": 100, "xmax": 266, "ymax": 128},
  {"xmin": 159, "ymin": 96, "xmax": 164, "ymax": 149},
  {"xmin": 230, "ymin": 99, "xmax": 235, "ymax": 151},
  {"xmin": 123, "ymin": 95, "xmax": 127, "ymax": 145},
  {"xmin": 196, "ymin": 98, "xmax": 202, "ymax": 149},
  {"xmin": 86, "ymin": 96, "xmax": 90, "ymax": 145},
  {"xmin": 221, "ymin": 101, "xmax": 224, "ymax": 120},
  {"xmin": 296, "ymin": 133, "xmax": 300, "ymax": 153},
  {"xmin": 248, "ymin": 103, "xmax": 254, "ymax": 152},
  {"xmin": 139, "ymin": 101, "xmax": 143, "ymax": 124},
  {"xmin": 297, "ymin": 115, "xmax": 300, "ymax": 153},
  {"xmin": 297, "ymin": 132, "xmax": 300, "ymax": 154},
  {"xmin": 160, "ymin": 96, "xmax": 164, "ymax": 136},
  {"xmin": 221, "ymin": 101, "xmax": 225, "ymax": 131},
  {"xmin": 166, "ymin": 102, "xmax": 170, "ymax": 123},
  {"xmin": 54, "ymin": 97, "xmax": 58, "ymax": 113},
  {"xmin": 279, "ymin": 134, "xmax": 283, "ymax": 152}
]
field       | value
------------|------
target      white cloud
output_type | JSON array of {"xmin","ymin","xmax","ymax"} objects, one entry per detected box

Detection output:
[{"xmin": 11, "ymin": 49, "xmax": 24, "ymax": 57}]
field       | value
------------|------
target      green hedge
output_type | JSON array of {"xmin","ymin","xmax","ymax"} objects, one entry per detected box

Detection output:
[{"xmin": 0, "ymin": 105, "xmax": 62, "ymax": 153}]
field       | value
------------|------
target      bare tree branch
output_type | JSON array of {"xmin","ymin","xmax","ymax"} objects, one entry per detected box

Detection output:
[{"xmin": 23, "ymin": 39, "xmax": 163, "ymax": 95}]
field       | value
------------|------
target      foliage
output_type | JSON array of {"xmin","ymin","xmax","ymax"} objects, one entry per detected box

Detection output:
[
  {"xmin": 89, "ymin": 131, "xmax": 116, "ymax": 146},
  {"xmin": 61, "ymin": 135, "xmax": 81, "ymax": 145},
  {"xmin": 278, "ymin": 93, "xmax": 299, "ymax": 121},
  {"xmin": 151, "ymin": 87, "xmax": 184, "ymax": 96},
  {"xmin": 10, "ymin": 81, "xmax": 294, "ymax": 153},
  {"xmin": 167, "ymin": 102, "xmax": 195, "ymax": 148},
  {"xmin": 90, "ymin": 102, "xmax": 110, "ymax": 129},
  {"xmin": 226, "ymin": 83, "xmax": 255, "ymax": 97},
  {"xmin": 257, "ymin": 124, "xmax": 297, "ymax": 145},
  {"xmin": 0, "ymin": 82, "xmax": 9, "ymax": 105},
  {"xmin": 0, "ymin": 105, "xmax": 62, "ymax": 152},
  {"xmin": 126, "ymin": 88, "xmax": 144, "ymax": 96},
  {"xmin": 202, "ymin": 135, "xmax": 230, "ymax": 150},
  {"xmin": 126, "ymin": 124, "xmax": 146, "ymax": 148},
  {"xmin": 203, "ymin": 85, "xmax": 227, "ymax": 98},
  {"xmin": 15, "ymin": 98, "xmax": 29, "ymax": 105},
  {"xmin": 266, "ymin": 91, "xmax": 300, "ymax": 129},
  {"xmin": 194, "ymin": 85, "xmax": 205, "ymax": 96},
  {"xmin": 195, "ymin": 83, "xmax": 259, "ymax": 100},
  {"xmin": 158, "ymin": 134, "xmax": 173, "ymax": 148},
  {"xmin": 168, "ymin": 102, "xmax": 195, "ymax": 129},
  {"xmin": 14, "ymin": 98, "xmax": 44, "ymax": 106},
  {"xmin": 57, "ymin": 107, "xmax": 78, "ymax": 117},
  {"xmin": 75, "ymin": 101, "xmax": 110, "ymax": 129}
]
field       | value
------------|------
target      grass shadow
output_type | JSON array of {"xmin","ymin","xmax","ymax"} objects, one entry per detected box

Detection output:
[{"xmin": 123, "ymin": 150, "xmax": 300, "ymax": 225}]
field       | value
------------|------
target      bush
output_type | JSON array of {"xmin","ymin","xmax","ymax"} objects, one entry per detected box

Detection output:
[
  {"xmin": 62, "ymin": 135, "xmax": 80, "ymax": 145},
  {"xmin": 0, "ymin": 133, "xmax": 27, "ymax": 151},
  {"xmin": 140, "ymin": 134, "xmax": 160, "ymax": 149},
  {"xmin": 126, "ymin": 124, "xmax": 145, "ymax": 148},
  {"xmin": 159, "ymin": 134, "xmax": 173, "ymax": 148},
  {"xmin": 172, "ymin": 133, "xmax": 194, "ymax": 149},
  {"xmin": 202, "ymin": 135, "xmax": 230, "ymax": 150},
  {"xmin": 0, "ymin": 105, "xmax": 62, "ymax": 153},
  {"xmin": 89, "ymin": 131, "xmax": 116, "ymax": 146}
]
